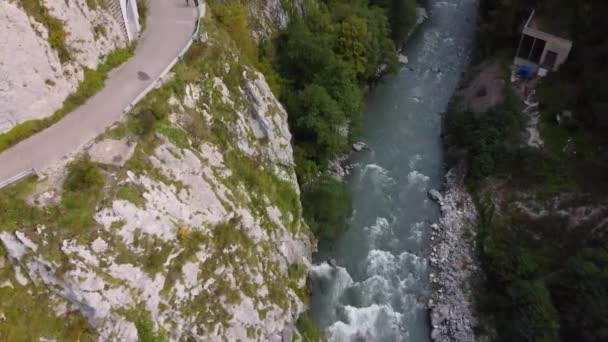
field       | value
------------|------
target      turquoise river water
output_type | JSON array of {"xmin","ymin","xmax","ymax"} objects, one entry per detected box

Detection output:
[{"xmin": 310, "ymin": 0, "xmax": 478, "ymax": 340}]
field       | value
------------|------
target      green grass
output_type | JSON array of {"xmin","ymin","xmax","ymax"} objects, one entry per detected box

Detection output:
[
  {"xmin": 0, "ymin": 45, "xmax": 135, "ymax": 153},
  {"xmin": 297, "ymin": 314, "xmax": 327, "ymax": 342},
  {"xmin": 156, "ymin": 123, "xmax": 190, "ymax": 149},
  {"xmin": 137, "ymin": 0, "xmax": 149, "ymax": 32},
  {"xmin": 19, "ymin": 0, "xmax": 71, "ymax": 62},
  {"xmin": 93, "ymin": 24, "xmax": 107, "ymax": 39},
  {"xmin": 0, "ymin": 273, "xmax": 96, "ymax": 341},
  {"xmin": 86, "ymin": 0, "xmax": 107, "ymax": 10},
  {"xmin": 0, "ymin": 160, "xmax": 105, "ymax": 340},
  {"xmin": 119, "ymin": 309, "xmax": 167, "ymax": 342},
  {"xmin": 116, "ymin": 183, "xmax": 147, "ymax": 208}
]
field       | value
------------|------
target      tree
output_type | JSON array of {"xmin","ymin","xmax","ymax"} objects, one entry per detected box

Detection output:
[
  {"xmin": 302, "ymin": 175, "xmax": 352, "ymax": 240},
  {"xmin": 335, "ymin": 16, "xmax": 371, "ymax": 78},
  {"xmin": 290, "ymin": 84, "xmax": 348, "ymax": 162}
]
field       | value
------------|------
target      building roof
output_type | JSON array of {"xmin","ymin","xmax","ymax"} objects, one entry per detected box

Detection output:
[{"xmin": 524, "ymin": 10, "xmax": 572, "ymax": 41}]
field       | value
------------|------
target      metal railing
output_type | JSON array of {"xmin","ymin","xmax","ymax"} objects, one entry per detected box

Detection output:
[
  {"xmin": 0, "ymin": 169, "xmax": 37, "ymax": 189},
  {"xmin": 0, "ymin": 5, "xmax": 202, "ymax": 190},
  {"xmin": 123, "ymin": 4, "xmax": 202, "ymax": 113}
]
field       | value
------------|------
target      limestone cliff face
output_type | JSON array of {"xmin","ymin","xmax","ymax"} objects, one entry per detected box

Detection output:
[
  {"xmin": 247, "ymin": 0, "xmax": 303, "ymax": 41},
  {"xmin": 0, "ymin": 0, "xmax": 126, "ymax": 133},
  {"xmin": 0, "ymin": 4, "xmax": 312, "ymax": 341}
]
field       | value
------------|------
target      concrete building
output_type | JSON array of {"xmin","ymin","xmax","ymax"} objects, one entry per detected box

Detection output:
[
  {"xmin": 514, "ymin": 10, "xmax": 573, "ymax": 77},
  {"xmin": 107, "ymin": 0, "xmax": 141, "ymax": 42}
]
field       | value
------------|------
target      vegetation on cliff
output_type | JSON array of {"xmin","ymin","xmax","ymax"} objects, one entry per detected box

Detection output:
[{"xmin": 443, "ymin": 1, "xmax": 608, "ymax": 340}]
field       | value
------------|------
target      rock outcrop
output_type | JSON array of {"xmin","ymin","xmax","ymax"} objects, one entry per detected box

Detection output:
[
  {"xmin": 247, "ymin": 0, "xmax": 304, "ymax": 41},
  {"xmin": 0, "ymin": 6, "xmax": 312, "ymax": 341},
  {"xmin": 428, "ymin": 165, "xmax": 479, "ymax": 342},
  {"xmin": 0, "ymin": 0, "xmax": 126, "ymax": 133}
]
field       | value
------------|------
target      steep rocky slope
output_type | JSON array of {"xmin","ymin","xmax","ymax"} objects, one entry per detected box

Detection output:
[
  {"xmin": 0, "ymin": 4, "xmax": 312, "ymax": 341},
  {"xmin": 0, "ymin": 0, "xmax": 126, "ymax": 133}
]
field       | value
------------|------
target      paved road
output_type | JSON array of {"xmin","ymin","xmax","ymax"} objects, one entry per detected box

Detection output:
[{"xmin": 0, "ymin": 0, "xmax": 197, "ymax": 182}]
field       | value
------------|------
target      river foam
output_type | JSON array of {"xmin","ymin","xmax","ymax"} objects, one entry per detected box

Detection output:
[{"xmin": 311, "ymin": 0, "xmax": 478, "ymax": 339}]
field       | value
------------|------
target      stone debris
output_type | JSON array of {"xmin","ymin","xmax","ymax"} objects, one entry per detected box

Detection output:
[
  {"xmin": 352, "ymin": 141, "xmax": 370, "ymax": 152},
  {"xmin": 428, "ymin": 189, "xmax": 444, "ymax": 204},
  {"xmin": 88, "ymin": 138, "xmax": 137, "ymax": 167},
  {"xmin": 428, "ymin": 165, "xmax": 479, "ymax": 342}
]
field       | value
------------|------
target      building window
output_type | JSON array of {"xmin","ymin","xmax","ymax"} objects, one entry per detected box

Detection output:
[
  {"xmin": 542, "ymin": 50, "xmax": 558, "ymax": 70},
  {"xmin": 517, "ymin": 34, "xmax": 546, "ymax": 63}
]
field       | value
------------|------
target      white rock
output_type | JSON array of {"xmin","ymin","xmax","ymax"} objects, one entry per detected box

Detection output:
[{"xmin": 91, "ymin": 238, "xmax": 108, "ymax": 254}]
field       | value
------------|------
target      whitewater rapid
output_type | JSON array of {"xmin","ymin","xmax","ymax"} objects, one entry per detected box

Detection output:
[{"xmin": 309, "ymin": 0, "xmax": 478, "ymax": 341}]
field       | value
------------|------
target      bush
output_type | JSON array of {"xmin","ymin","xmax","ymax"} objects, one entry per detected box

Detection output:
[
  {"xmin": 301, "ymin": 176, "xmax": 352, "ymax": 240},
  {"xmin": 297, "ymin": 314, "xmax": 327, "ymax": 342},
  {"xmin": 137, "ymin": 0, "xmax": 148, "ymax": 31},
  {"xmin": 63, "ymin": 158, "xmax": 104, "ymax": 193},
  {"xmin": 61, "ymin": 158, "xmax": 105, "ymax": 231},
  {"xmin": 444, "ymin": 92, "xmax": 525, "ymax": 179}
]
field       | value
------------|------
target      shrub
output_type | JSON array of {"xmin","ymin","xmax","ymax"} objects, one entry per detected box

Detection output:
[
  {"xmin": 61, "ymin": 158, "xmax": 105, "ymax": 231},
  {"xmin": 63, "ymin": 158, "xmax": 104, "ymax": 193},
  {"xmin": 301, "ymin": 176, "xmax": 352, "ymax": 240},
  {"xmin": 137, "ymin": 0, "xmax": 149, "ymax": 32},
  {"xmin": 297, "ymin": 314, "xmax": 327, "ymax": 342},
  {"xmin": 443, "ymin": 91, "xmax": 525, "ymax": 179}
]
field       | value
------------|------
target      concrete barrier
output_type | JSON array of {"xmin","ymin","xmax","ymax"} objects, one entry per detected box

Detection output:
[
  {"xmin": 1, "ymin": 6, "xmax": 202, "ymax": 190},
  {"xmin": 123, "ymin": 4, "xmax": 203, "ymax": 114},
  {"xmin": 0, "ymin": 169, "xmax": 37, "ymax": 189}
]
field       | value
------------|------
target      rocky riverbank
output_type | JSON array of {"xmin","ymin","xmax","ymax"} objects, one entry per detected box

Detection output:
[{"xmin": 427, "ymin": 163, "xmax": 479, "ymax": 342}]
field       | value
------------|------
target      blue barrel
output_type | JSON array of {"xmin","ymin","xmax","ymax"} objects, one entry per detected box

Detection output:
[{"xmin": 518, "ymin": 65, "xmax": 532, "ymax": 79}]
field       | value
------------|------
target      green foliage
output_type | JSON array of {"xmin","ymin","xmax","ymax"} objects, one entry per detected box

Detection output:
[
  {"xmin": 297, "ymin": 313, "xmax": 327, "ymax": 342},
  {"xmin": 554, "ymin": 247, "xmax": 608, "ymax": 341},
  {"xmin": 155, "ymin": 123, "xmax": 190, "ymax": 149},
  {"xmin": 210, "ymin": 3, "xmax": 257, "ymax": 63},
  {"xmin": 124, "ymin": 310, "xmax": 166, "ymax": 342},
  {"xmin": 64, "ymin": 158, "xmax": 104, "ymax": 193},
  {"xmin": 444, "ymin": 91, "xmax": 526, "ymax": 179},
  {"xmin": 475, "ymin": 200, "xmax": 560, "ymax": 342},
  {"xmin": 371, "ymin": 0, "xmax": 417, "ymax": 45},
  {"xmin": 208, "ymin": 1, "xmax": 282, "ymax": 95},
  {"xmin": 335, "ymin": 16, "xmax": 371, "ymax": 78},
  {"xmin": 0, "ymin": 45, "xmax": 135, "ymax": 153},
  {"xmin": 301, "ymin": 176, "xmax": 352, "ymax": 240},
  {"xmin": 287, "ymin": 84, "xmax": 348, "ymax": 165},
  {"xmin": 86, "ymin": 0, "xmax": 107, "ymax": 10},
  {"xmin": 116, "ymin": 183, "xmax": 147, "ymax": 208},
  {"xmin": 478, "ymin": 0, "xmax": 608, "ymax": 131},
  {"xmin": 224, "ymin": 151, "xmax": 302, "ymax": 233},
  {"xmin": 19, "ymin": 0, "xmax": 72, "ymax": 63},
  {"xmin": 93, "ymin": 24, "xmax": 107, "ymax": 39},
  {"xmin": 19, "ymin": 0, "xmax": 71, "ymax": 62},
  {"xmin": 62, "ymin": 158, "xmax": 105, "ymax": 230},
  {"xmin": 0, "ymin": 280, "xmax": 96, "ymax": 341},
  {"xmin": 137, "ymin": 0, "xmax": 148, "ymax": 31},
  {"xmin": 474, "ymin": 194, "xmax": 608, "ymax": 342},
  {"xmin": 505, "ymin": 280, "xmax": 560, "ymax": 341},
  {"xmin": 274, "ymin": 0, "xmax": 402, "ymax": 179}
]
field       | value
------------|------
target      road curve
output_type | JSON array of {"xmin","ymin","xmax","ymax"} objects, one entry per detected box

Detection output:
[{"xmin": 0, "ymin": 0, "xmax": 197, "ymax": 182}]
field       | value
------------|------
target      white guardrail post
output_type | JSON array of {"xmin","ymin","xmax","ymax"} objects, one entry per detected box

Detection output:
[
  {"xmin": 1, "ymin": 6, "xmax": 202, "ymax": 190},
  {"xmin": 0, "ymin": 169, "xmax": 38, "ymax": 189}
]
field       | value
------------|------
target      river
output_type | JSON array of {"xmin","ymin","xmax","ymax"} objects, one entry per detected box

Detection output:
[{"xmin": 309, "ymin": 0, "xmax": 478, "ymax": 340}]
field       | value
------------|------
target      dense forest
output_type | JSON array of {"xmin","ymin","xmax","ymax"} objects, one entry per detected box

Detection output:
[
  {"xmin": 444, "ymin": 0, "xmax": 608, "ymax": 341},
  {"xmin": 269, "ymin": 0, "xmax": 417, "ymax": 240}
]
